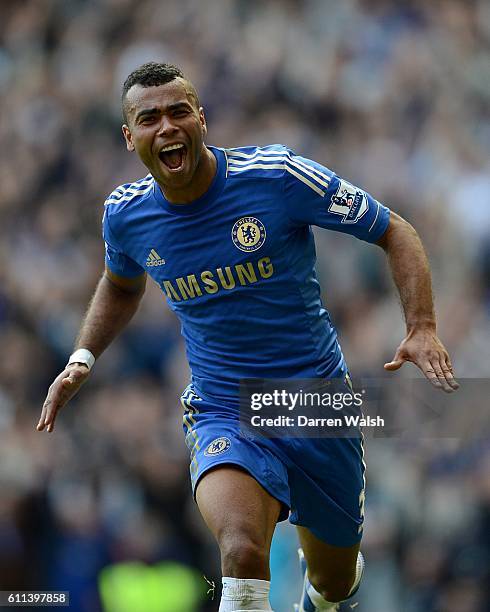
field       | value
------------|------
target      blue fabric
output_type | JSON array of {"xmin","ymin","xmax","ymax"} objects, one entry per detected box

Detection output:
[
  {"xmin": 102, "ymin": 145, "xmax": 390, "ymax": 403},
  {"xmin": 181, "ymin": 385, "xmax": 365, "ymax": 547}
]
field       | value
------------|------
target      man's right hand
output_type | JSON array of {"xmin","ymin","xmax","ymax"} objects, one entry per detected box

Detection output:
[{"xmin": 37, "ymin": 364, "xmax": 90, "ymax": 433}]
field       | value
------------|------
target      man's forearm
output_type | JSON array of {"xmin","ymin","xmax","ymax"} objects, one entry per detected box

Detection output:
[
  {"xmin": 377, "ymin": 212, "xmax": 436, "ymax": 332},
  {"xmin": 74, "ymin": 273, "xmax": 145, "ymax": 358},
  {"xmin": 37, "ymin": 271, "xmax": 145, "ymax": 433}
]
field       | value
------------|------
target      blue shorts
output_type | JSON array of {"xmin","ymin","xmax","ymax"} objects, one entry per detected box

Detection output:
[{"xmin": 181, "ymin": 384, "xmax": 365, "ymax": 547}]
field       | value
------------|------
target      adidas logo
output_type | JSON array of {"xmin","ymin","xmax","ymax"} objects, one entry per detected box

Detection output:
[{"xmin": 146, "ymin": 249, "xmax": 165, "ymax": 267}]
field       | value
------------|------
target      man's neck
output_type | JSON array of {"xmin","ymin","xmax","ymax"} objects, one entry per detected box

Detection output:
[{"xmin": 159, "ymin": 146, "xmax": 217, "ymax": 204}]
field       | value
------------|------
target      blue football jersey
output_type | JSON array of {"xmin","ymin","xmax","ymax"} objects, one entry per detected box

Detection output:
[{"xmin": 103, "ymin": 145, "xmax": 390, "ymax": 402}]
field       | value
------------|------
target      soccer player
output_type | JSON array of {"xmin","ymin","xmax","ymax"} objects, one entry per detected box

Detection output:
[{"xmin": 37, "ymin": 63, "xmax": 458, "ymax": 611}]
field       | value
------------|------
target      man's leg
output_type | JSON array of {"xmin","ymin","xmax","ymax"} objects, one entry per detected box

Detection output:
[
  {"xmin": 296, "ymin": 527, "xmax": 363, "ymax": 611},
  {"xmin": 196, "ymin": 466, "xmax": 282, "ymax": 611}
]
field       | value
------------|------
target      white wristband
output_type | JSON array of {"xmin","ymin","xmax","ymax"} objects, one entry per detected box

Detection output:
[{"xmin": 67, "ymin": 348, "xmax": 95, "ymax": 371}]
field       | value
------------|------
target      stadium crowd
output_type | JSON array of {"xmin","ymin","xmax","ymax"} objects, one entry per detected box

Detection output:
[{"xmin": 0, "ymin": 0, "xmax": 489, "ymax": 610}]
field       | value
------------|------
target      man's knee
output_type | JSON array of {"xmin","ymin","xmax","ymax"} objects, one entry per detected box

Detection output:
[
  {"xmin": 308, "ymin": 570, "xmax": 355, "ymax": 603},
  {"xmin": 219, "ymin": 530, "xmax": 269, "ymax": 577}
]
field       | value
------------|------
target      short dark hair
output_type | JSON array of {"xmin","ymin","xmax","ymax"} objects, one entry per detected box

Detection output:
[{"xmin": 122, "ymin": 62, "xmax": 197, "ymax": 123}]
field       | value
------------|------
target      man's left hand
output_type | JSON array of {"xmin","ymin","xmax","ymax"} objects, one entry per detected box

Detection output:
[{"xmin": 384, "ymin": 329, "xmax": 459, "ymax": 393}]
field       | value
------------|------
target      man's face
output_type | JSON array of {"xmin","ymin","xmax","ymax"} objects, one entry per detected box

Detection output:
[{"xmin": 122, "ymin": 78, "xmax": 207, "ymax": 189}]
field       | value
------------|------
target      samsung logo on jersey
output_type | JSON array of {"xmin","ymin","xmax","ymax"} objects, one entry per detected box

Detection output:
[{"xmin": 162, "ymin": 257, "xmax": 274, "ymax": 302}]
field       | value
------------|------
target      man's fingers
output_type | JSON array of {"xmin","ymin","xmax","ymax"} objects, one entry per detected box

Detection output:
[
  {"xmin": 40, "ymin": 398, "xmax": 60, "ymax": 431},
  {"xmin": 37, "ymin": 396, "xmax": 55, "ymax": 431},
  {"xmin": 63, "ymin": 372, "xmax": 80, "ymax": 386},
  {"xmin": 421, "ymin": 360, "xmax": 443, "ymax": 389},
  {"xmin": 384, "ymin": 358, "xmax": 405, "ymax": 371},
  {"xmin": 428, "ymin": 359, "xmax": 454, "ymax": 393},
  {"xmin": 443, "ymin": 356, "xmax": 459, "ymax": 390},
  {"xmin": 37, "ymin": 369, "xmax": 87, "ymax": 432},
  {"xmin": 38, "ymin": 386, "xmax": 66, "ymax": 431},
  {"xmin": 422, "ymin": 358, "xmax": 458, "ymax": 393},
  {"xmin": 440, "ymin": 357, "xmax": 459, "ymax": 391},
  {"xmin": 37, "ymin": 404, "xmax": 48, "ymax": 430}
]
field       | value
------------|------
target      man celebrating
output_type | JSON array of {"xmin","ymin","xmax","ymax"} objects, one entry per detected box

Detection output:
[{"xmin": 38, "ymin": 63, "xmax": 458, "ymax": 611}]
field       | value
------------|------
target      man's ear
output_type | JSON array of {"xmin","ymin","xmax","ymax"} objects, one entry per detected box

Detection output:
[
  {"xmin": 199, "ymin": 108, "xmax": 207, "ymax": 137},
  {"xmin": 122, "ymin": 125, "xmax": 135, "ymax": 152}
]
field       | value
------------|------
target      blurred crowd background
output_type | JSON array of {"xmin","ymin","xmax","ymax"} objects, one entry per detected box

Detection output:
[{"xmin": 1, "ymin": 0, "xmax": 489, "ymax": 610}]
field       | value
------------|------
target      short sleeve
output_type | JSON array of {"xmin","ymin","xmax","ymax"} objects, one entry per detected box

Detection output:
[
  {"xmin": 283, "ymin": 152, "xmax": 390, "ymax": 243},
  {"xmin": 102, "ymin": 209, "xmax": 145, "ymax": 277}
]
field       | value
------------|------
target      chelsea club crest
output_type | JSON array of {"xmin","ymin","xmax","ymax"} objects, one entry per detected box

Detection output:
[
  {"xmin": 204, "ymin": 437, "xmax": 232, "ymax": 456},
  {"xmin": 232, "ymin": 217, "xmax": 266, "ymax": 252}
]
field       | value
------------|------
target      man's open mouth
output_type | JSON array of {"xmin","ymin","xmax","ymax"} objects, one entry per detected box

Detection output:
[{"xmin": 158, "ymin": 143, "xmax": 186, "ymax": 171}]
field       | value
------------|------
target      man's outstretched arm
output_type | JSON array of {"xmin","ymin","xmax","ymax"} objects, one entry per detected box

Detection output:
[
  {"xmin": 37, "ymin": 267, "xmax": 147, "ymax": 432},
  {"xmin": 376, "ymin": 212, "xmax": 459, "ymax": 393}
]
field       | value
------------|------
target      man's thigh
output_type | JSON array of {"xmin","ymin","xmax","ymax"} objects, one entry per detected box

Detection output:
[
  {"xmin": 181, "ymin": 385, "xmax": 291, "ymax": 578},
  {"xmin": 181, "ymin": 385, "xmax": 291, "ymax": 520},
  {"xmin": 196, "ymin": 466, "xmax": 281, "ymax": 541},
  {"xmin": 196, "ymin": 466, "xmax": 282, "ymax": 579}
]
